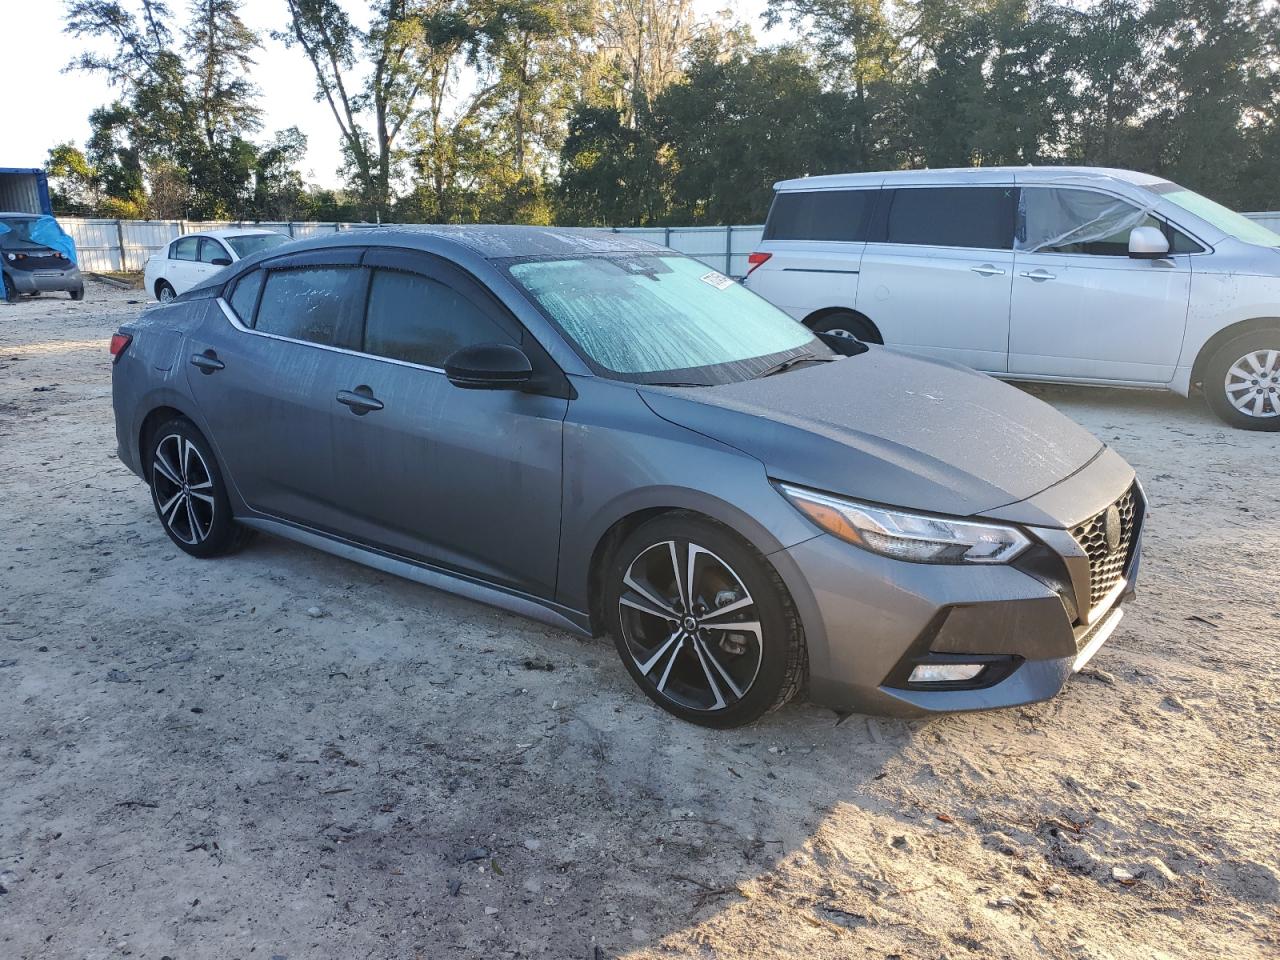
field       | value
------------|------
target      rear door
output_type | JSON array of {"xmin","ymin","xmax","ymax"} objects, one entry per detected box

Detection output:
[
  {"xmin": 854, "ymin": 185, "xmax": 1017, "ymax": 372},
  {"xmin": 329, "ymin": 248, "xmax": 568, "ymax": 598},
  {"xmin": 746, "ymin": 187, "xmax": 876, "ymax": 322},
  {"xmin": 1009, "ymin": 186, "xmax": 1194, "ymax": 383},
  {"xmin": 185, "ymin": 249, "xmax": 367, "ymax": 531}
]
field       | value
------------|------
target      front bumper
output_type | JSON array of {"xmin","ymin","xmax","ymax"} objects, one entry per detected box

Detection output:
[
  {"xmin": 6, "ymin": 265, "xmax": 83, "ymax": 295},
  {"xmin": 775, "ymin": 465, "xmax": 1144, "ymax": 717}
]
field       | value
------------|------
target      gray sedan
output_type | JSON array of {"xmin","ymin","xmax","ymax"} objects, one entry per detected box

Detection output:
[{"xmin": 109, "ymin": 227, "xmax": 1143, "ymax": 727}]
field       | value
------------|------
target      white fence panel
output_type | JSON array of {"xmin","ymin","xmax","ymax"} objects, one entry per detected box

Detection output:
[{"xmin": 1245, "ymin": 212, "xmax": 1280, "ymax": 233}]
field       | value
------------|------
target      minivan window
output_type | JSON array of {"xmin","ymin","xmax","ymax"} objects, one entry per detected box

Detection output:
[
  {"xmin": 363, "ymin": 269, "xmax": 517, "ymax": 368},
  {"xmin": 507, "ymin": 254, "xmax": 823, "ymax": 381},
  {"xmin": 255, "ymin": 266, "xmax": 364, "ymax": 346},
  {"xmin": 1151, "ymin": 181, "xmax": 1280, "ymax": 248},
  {"xmin": 227, "ymin": 269, "xmax": 264, "ymax": 323},
  {"xmin": 172, "ymin": 236, "xmax": 199, "ymax": 261},
  {"xmin": 1018, "ymin": 187, "xmax": 1203, "ymax": 255},
  {"xmin": 881, "ymin": 187, "xmax": 1016, "ymax": 249},
  {"xmin": 765, "ymin": 189, "xmax": 876, "ymax": 242}
]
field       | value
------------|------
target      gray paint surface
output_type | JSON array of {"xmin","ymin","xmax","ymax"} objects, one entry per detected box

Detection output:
[{"xmin": 112, "ymin": 226, "xmax": 1142, "ymax": 716}]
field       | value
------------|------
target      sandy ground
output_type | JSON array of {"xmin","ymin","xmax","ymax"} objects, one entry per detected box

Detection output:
[{"xmin": 1, "ymin": 282, "xmax": 1277, "ymax": 960}]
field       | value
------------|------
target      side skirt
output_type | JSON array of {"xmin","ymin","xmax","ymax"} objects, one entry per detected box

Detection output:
[{"xmin": 239, "ymin": 516, "xmax": 593, "ymax": 637}]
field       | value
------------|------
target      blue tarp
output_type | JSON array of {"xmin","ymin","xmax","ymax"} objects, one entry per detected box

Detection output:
[{"xmin": 29, "ymin": 215, "xmax": 77, "ymax": 265}]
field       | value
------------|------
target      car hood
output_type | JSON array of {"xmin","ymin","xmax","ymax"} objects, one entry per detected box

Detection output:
[{"xmin": 638, "ymin": 347, "xmax": 1105, "ymax": 518}]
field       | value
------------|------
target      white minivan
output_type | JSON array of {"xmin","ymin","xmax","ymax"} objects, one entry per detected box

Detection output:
[{"xmin": 744, "ymin": 166, "xmax": 1280, "ymax": 430}]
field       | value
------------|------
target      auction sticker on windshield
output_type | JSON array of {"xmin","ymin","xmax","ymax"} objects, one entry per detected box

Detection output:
[{"xmin": 700, "ymin": 271, "xmax": 734, "ymax": 290}]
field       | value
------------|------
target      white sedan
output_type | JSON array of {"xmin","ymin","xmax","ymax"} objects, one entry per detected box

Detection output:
[{"xmin": 143, "ymin": 228, "xmax": 290, "ymax": 302}]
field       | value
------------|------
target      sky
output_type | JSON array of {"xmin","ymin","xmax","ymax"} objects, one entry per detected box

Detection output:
[{"xmin": 6, "ymin": 0, "xmax": 780, "ymax": 190}]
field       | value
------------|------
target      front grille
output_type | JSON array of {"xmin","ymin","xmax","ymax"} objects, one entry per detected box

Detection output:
[{"xmin": 1071, "ymin": 487, "xmax": 1139, "ymax": 615}]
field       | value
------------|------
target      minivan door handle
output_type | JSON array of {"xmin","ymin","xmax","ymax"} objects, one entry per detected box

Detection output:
[
  {"xmin": 1020, "ymin": 269, "xmax": 1056, "ymax": 282},
  {"xmin": 336, "ymin": 387, "xmax": 384, "ymax": 415},
  {"xmin": 190, "ymin": 350, "xmax": 225, "ymax": 373},
  {"xmin": 971, "ymin": 264, "xmax": 1006, "ymax": 277}
]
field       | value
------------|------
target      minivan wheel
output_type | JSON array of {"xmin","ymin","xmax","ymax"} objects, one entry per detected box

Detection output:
[
  {"xmin": 809, "ymin": 310, "xmax": 878, "ymax": 344},
  {"xmin": 604, "ymin": 513, "xmax": 807, "ymax": 728},
  {"xmin": 156, "ymin": 280, "xmax": 176, "ymax": 303},
  {"xmin": 1204, "ymin": 331, "xmax": 1280, "ymax": 431},
  {"xmin": 147, "ymin": 416, "xmax": 249, "ymax": 557}
]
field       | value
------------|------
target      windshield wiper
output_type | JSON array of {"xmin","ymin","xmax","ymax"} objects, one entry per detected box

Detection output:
[
  {"xmin": 756, "ymin": 354, "xmax": 835, "ymax": 379},
  {"xmin": 647, "ymin": 381, "xmax": 710, "ymax": 388}
]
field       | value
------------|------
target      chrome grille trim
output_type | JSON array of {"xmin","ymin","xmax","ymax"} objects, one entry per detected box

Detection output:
[{"xmin": 1070, "ymin": 486, "xmax": 1140, "ymax": 619}]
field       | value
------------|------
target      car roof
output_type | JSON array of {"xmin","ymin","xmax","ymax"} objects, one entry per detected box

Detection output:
[
  {"xmin": 253, "ymin": 224, "xmax": 663, "ymax": 260},
  {"xmin": 774, "ymin": 166, "xmax": 1169, "ymax": 192},
  {"xmin": 0, "ymin": 212, "xmax": 39, "ymax": 220},
  {"xmin": 180, "ymin": 227, "xmax": 284, "ymax": 240}
]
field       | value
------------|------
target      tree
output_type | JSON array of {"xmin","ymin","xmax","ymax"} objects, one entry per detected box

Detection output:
[
  {"xmin": 592, "ymin": 0, "xmax": 695, "ymax": 123},
  {"xmin": 46, "ymin": 143, "xmax": 101, "ymax": 215},
  {"xmin": 556, "ymin": 102, "xmax": 668, "ymax": 224}
]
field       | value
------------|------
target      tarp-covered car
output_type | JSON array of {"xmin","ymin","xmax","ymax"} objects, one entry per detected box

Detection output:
[{"xmin": 0, "ymin": 213, "xmax": 83, "ymax": 302}]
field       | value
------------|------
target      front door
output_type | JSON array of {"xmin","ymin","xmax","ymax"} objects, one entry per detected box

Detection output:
[
  {"xmin": 1009, "ymin": 187, "xmax": 1193, "ymax": 383},
  {"xmin": 329, "ymin": 249, "xmax": 568, "ymax": 599},
  {"xmin": 854, "ymin": 185, "xmax": 1017, "ymax": 372}
]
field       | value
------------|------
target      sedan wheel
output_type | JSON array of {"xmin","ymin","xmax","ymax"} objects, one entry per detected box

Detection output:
[
  {"xmin": 606, "ymin": 514, "xmax": 806, "ymax": 727},
  {"xmin": 1204, "ymin": 331, "xmax": 1280, "ymax": 431},
  {"xmin": 147, "ymin": 417, "xmax": 249, "ymax": 556},
  {"xmin": 157, "ymin": 281, "xmax": 176, "ymax": 303}
]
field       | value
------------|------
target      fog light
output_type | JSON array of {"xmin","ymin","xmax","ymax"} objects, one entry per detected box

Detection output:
[{"xmin": 909, "ymin": 663, "xmax": 985, "ymax": 684}]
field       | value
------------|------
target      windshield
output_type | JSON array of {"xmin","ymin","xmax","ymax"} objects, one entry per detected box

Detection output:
[
  {"xmin": 225, "ymin": 233, "xmax": 289, "ymax": 257},
  {"xmin": 506, "ymin": 254, "xmax": 826, "ymax": 384},
  {"xmin": 0, "ymin": 218, "xmax": 38, "ymax": 243},
  {"xmin": 1152, "ymin": 183, "xmax": 1280, "ymax": 247}
]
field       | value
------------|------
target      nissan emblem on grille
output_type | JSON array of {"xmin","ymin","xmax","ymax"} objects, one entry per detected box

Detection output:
[
  {"xmin": 1071, "ymin": 488, "xmax": 1139, "ymax": 615},
  {"xmin": 1104, "ymin": 505, "xmax": 1122, "ymax": 553}
]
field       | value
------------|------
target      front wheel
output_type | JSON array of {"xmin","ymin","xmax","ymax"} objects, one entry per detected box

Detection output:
[
  {"xmin": 809, "ymin": 310, "xmax": 879, "ymax": 344},
  {"xmin": 69, "ymin": 286, "xmax": 85, "ymax": 301},
  {"xmin": 1, "ymin": 273, "xmax": 15, "ymax": 303},
  {"xmin": 1204, "ymin": 331, "xmax": 1280, "ymax": 431},
  {"xmin": 147, "ymin": 416, "xmax": 250, "ymax": 557},
  {"xmin": 604, "ymin": 513, "xmax": 807, "ymax": 728}
]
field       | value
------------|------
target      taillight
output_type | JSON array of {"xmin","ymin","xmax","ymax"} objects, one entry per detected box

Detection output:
[
  {"xmin": 746, "ymin": 252, "xmax": 772, "ymax": 276},
  {"xmin": 109, "ymin": 333, "xmax": 132, "ymax": 362}
]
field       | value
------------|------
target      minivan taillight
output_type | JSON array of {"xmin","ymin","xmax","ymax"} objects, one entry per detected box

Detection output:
[
  {"xmin": 109, "ymin": 333, "xmax": 132, "ymax": 362},
  {"xmin": 746, "ymin": 252, "xmax": 772, "ymax": 276}
]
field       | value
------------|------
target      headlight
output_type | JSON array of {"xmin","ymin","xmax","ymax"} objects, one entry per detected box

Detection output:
[{"xmin": 777, "ymin": 483, "xmax": 1031, "ymax": 564}]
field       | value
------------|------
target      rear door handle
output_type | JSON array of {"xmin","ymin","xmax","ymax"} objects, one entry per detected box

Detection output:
[
  {"xmin": 190, "ymin": 350, "xmax": 224, "ymax": 373},
  {"xmin": 1020, "ymin": 269, "xmax": 1056, "ymax": 282},
  {"xmin": 971, "ymin": 264, "xmax": 1006, "ymax": 277},
  {"xmin": 336, "ymin": 387, "xmax": 384, "ymax": 415}
]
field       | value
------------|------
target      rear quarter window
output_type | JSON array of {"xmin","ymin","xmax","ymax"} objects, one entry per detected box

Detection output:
[
  {"xmin": 764, "ymin": 189, "xmax": 876, "ymax": 242},
  {"xmin": 227, "ymin": 270, "xmax": 264, "ymax": 324}
]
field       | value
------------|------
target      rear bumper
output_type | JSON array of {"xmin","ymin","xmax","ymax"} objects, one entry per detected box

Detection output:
[
  {"xmin": 6, "ymin": 266, "xmax": 83, "ymax": 294},
  {"xmin": 773, "ymin": 473, "xmax": 1144, "ymax": 717}
]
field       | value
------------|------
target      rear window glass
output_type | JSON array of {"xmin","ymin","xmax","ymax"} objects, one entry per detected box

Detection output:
[
  {"xmin": 255, "ymin": 266, "xmax": 364, "ymax": 346},
  {"xmin": 227, "ymin": 270, "xmax": 264, "ymax": 323},
  {"xmin": 764, "ymin": 189, "xmax": 875, "ymax": 242},
  {"xmin": 882, "ymin": 187, "xmax": 1016, "ymax": 249}
]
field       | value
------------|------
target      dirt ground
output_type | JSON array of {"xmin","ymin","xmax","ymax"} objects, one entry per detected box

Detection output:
[{"xmin": 1, "ymin": 282, "xmax": 1277, "ymax": 960}]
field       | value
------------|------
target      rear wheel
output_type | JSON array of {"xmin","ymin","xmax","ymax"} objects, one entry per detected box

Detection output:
[
  {"xmin": 1203, "ymin": 330, "xmax": 1280, "ymax": 431},
  {"xmin": 156, "ymin": 280, "xmax": 176, "ymax": 303},
  {"xmin": 809, "ymin": 310, "xmax": 879, "ymax": 344},
  {"xmin": 147, "ymin": 416, "xmax": 249, "ymax": 557},
  {"xmin": 604, "ymin": 513, "xmax": 806, "ymax": 728}
]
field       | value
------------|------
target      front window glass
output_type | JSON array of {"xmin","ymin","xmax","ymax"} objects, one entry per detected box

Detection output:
[
  {"xmin": 1152, "ymin": 182, "xmax": 1280, "ymax": 247},
  {"xmin": 198, "ymin": 238, "xmax": 227, "ymax": 264},
  {"xmin": 225, "ymin": 233, "xmax": 289, "ymax": 258},
  {"xmin": 506, "ymin": 254, "xmax": 822, "ymax": 382},
  {"xmin": 1019, "ymin": 188, "xmax": 1159, "ymax": 255},
  {"xmin": 364, "ymin": 269, "xmax": 517, "ymax": 368},
  {"xmin": 173, "ymin": 236, "xmax": 199, "ymax": 261}
]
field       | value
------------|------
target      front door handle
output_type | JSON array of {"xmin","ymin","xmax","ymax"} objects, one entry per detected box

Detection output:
[
  {"xmin": 190, "ymin": 350, "xmax": 225, "ymax": 373},
  {"xmin": 336, "ymin": 387, "xmax": 384, "ymax": 415},
  {"xmin": 971, "ymin": 264, "xmax": 1006, "ymax": 277},
  {"xmin": 1020, "ymin": 269, "xmax": 1056, "ymax": 282}
]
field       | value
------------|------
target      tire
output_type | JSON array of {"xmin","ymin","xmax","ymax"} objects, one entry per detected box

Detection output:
[
  {"xmin": 146, "ymin": 416, "xmax": 251, "ymax": 557},
  {"xmin": 603, "ymin": 512, "xmax": 807, "ymax": 728},
  {"xmin": 156, "ymin": 280, "xmax": 176, "ymax": 303},
  {"xmin": 1203, "ymin": 330, "xmax": 1280, "ymax": 431},
  {"xmin": 809, "ymin": 310, "xmax": 879, "ymax": 344},
  {"xmin": 2, "ymin": 273, "xmax": 15, "ymax": 304},
  {"xmin": 70, "ymin": 286, "xmax": 84, "ymax": 301}
]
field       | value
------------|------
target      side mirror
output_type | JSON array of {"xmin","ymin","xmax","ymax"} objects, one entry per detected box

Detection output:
[
  {"xmin": 1128, "ymin": 226, "xmax": 1170, "ymax": 259},
  {"xmin": 211, "ymin": 257, "xmax": 232, "ymax": 267},
  {"xmin": 444, "ymin": 342, "xmax": 532, "ymax": 390}
]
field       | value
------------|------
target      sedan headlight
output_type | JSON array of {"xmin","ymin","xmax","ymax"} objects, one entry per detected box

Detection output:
[{"xmin": 777, "ymin": 483, "xmax": 1031, "ymax": 564}]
